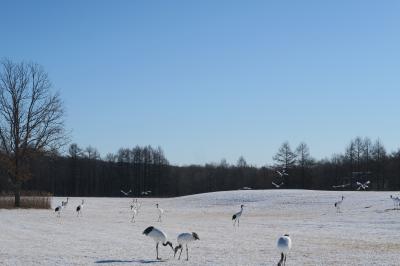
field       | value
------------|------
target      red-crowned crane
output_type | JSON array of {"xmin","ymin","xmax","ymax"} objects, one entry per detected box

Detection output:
[{"xmin": 143, "ymin": 226, "xmax": 174, "ymax": 260}]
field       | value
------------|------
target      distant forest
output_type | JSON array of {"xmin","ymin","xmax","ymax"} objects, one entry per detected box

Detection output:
[{"xmin": 1, "ymin": 137, "xmax": 400, "ymax": 197}]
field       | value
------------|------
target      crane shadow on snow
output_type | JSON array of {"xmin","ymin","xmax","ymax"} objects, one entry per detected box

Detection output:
[{"xmin": 95, "ymin": 259, "xmax": 166, "ymax": 264}]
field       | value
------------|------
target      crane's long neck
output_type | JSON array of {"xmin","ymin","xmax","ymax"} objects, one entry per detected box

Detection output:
[
  {"xmin": 174, "ymin": 244, "xmax": 182, "ymax": 256},
  {"xmin": 162, "ymin": 241, "xmax": 174, "ymax": 251}
]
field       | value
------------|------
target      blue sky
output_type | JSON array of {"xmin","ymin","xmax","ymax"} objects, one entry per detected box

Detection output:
[{"xmin": 1, "ymin": 1, "xmax": 399, "ymax": 166}]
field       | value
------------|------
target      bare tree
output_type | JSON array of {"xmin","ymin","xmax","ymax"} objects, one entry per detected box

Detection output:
[
  {"xmin": 85, "ymin": 145, "xmax": 100, "ymax": 160},
  {"xmin": 363, "ymin": 137, "xmax": 372, "ymax": 172},
  {"xmin": 105, "ymin": 152, "xmax": 117, "ymax": 162},
  {"xmin": 273, "ymin": 141, "xmax": 297, "ymax": 170},
  {"xmin": 69, "ymin": 143, "xmax": 83, "ymax": 159},
  {"xmin": 353, "ymin": 137, "xmax": 364, "ymax": 171},
  {"xmin": 0, "ymin": 59, "xmax": 66, "ymax": 207},
  {"xmin": 295, "ymin": 142, "xmax": 312, "ymax": 187},
  {"xmin": 372, "ymin": 139, "xmax": 386, "ymax": 189},
  {"xmin": 236, "ymin": 156, "xmax": 247, "ymax": 168},
  {"xmin": 273, "ymin": 142, "xmax": 297, "ymax": 187}
]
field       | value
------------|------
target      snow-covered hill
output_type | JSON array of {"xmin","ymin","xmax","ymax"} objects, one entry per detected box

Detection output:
[{"xmin": 1, "ymin": 190, "xmax": 399, "ymax": 265}]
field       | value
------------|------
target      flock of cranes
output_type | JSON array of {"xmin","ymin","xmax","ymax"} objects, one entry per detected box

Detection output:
[
  {"xmin": 52, "ymin": 196, "xmax": 290, "ymax": 264},
  {"xmin": 334, "ymin": 193, "xmax": 400, "ymax": 213},
  {"xmin": 140, "ymin": 203, "xmax": 290, "ymax": 264},
  {"xmin": 52, "ymin": 185, "xmax": 399, "ymax": 265},
  {"xmin": 54, "ymin": 199, "xmax": 84, "ymax": 217}
]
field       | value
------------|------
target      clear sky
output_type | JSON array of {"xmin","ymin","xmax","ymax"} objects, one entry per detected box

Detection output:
[{"xmin": 1, "ymin": 1, "xmax": 399, "ymax": 166}]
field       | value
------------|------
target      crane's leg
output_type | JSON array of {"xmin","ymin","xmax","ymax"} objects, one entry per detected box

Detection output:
[
  {"xmin": 284, "ymin": 254, "xmax": 287, "ymax": 266},
  {"xmin": 156, "ymin": 243, "xmax": 160, "ymax": 260},
  {"xmin": 178, "ymin": 247, "xmax": 183, "ymax": 260},
  {"xmin": 238, "ymin": 218, "xmax": 240, "ymax": 227},
  {"xmin": 186, "ymin": 245, "xmax": 189, "ymax": 261}
]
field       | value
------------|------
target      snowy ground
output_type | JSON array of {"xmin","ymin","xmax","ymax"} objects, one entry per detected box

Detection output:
[{"xmin": 1, "ymin": 190, "xmax": 400, "ymax": 265}]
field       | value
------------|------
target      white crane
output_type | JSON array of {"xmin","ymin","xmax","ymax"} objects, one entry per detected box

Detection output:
[
  {"xmin": 142, "ymin": 226, "xmax": 174, "ymax": 260},
  {"xmin": 390, "ymin": 195, "xmax": 400, "ymax": 209},
  {"xmin": 131, "ymin": 208, "xmax": 137, "ymax": 222},
  {"xmin": 121, "ymin": 189, "xmax": 132, "ymax": 196},
  {"xmin": 356, "ymin": 181, "xmax": 370, "ymax": 190},
  {"xmin": 54, "ymin": 204, "xmax": 63, "ymax": 217},
  {"xmin": 130, "ymin": 199, "xmax": 140, "ymax": 211},
  {"xmin": 141, "ymin": 191, "xmax": 152, "ymax": 196},
  {"xmin": 140, "ymin": 190, "xmax": 151, "ymax": 196},
  {"xmin": 272, "ymin": 182, "xmax": 284, "ymax": 188},
  {"xmin": 332, "ymin": 183, "xmax": 350, "ymax": 189},
  {"xmin": 232, "ymin": 205, "xmax": 244, "ymax": 227},
  {"xmin": 276, "ymin": 169, "xmax": 288, "ymax": 178},
  {"xmin": 174, "ymin": 232, "xmax": 200, "ymax": 261},
  {"xmin": 61, "ymin": 197, "xmax": 69, "ymax": 208},
  {"xmin": 156, "ymin": 203, "xmax": 164, "ymax": 222},
  {"xmin": 76, "ymin": 199, "xmax": 84, "ymax": 217},
  {"xmin": 334, "ymin": 195, "xmax": 344, "ymax": 213},
  {"xmin": 277, "ymin": 234, "xmax": 292, "ymax": 266}
]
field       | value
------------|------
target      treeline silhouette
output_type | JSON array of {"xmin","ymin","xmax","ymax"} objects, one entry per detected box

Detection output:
[{"xmin": 1, "ymin": 137, "xmax": 400, "ymax": 197}]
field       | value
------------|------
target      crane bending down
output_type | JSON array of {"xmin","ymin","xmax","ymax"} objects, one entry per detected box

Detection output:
[
  {"xmin": 174, "ymin": 232, "xmax": 200, "ymax": 261},
  {"xmin": 277, "ymin": 234, "xmax": 292, "ymax": 266},
  {"xmin": 232, "ymin": 205, "xmax": 244, "ymax": 227},
  {"xmin": 143, "ymin": 226, "xmax": 174, "ymax": 260}
]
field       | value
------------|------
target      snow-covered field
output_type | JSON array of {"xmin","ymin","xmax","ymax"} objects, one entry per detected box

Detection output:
[{"xmin": 1, "ymin": 190, "xmax": 400, "ymax": 265}]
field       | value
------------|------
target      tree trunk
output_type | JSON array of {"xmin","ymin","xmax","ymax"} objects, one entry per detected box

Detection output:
[{"xmin": 14, "ymin": 181, "xmax": 21, "ymax": 207}]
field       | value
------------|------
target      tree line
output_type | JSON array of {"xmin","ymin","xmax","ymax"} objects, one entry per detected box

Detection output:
[{"xmin": 1, "ymin": 137, "xmax": 400, "ymax": 198}]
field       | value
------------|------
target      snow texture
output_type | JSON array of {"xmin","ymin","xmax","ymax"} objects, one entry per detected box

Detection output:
[{"xmin": 1, "ymin": 190, "xmax": 400, "ymax": 265}]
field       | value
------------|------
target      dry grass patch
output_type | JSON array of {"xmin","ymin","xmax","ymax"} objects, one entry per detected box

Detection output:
[{"xmin": 0, "ymin": 191, "xmax": 52, "ymax": 209}]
